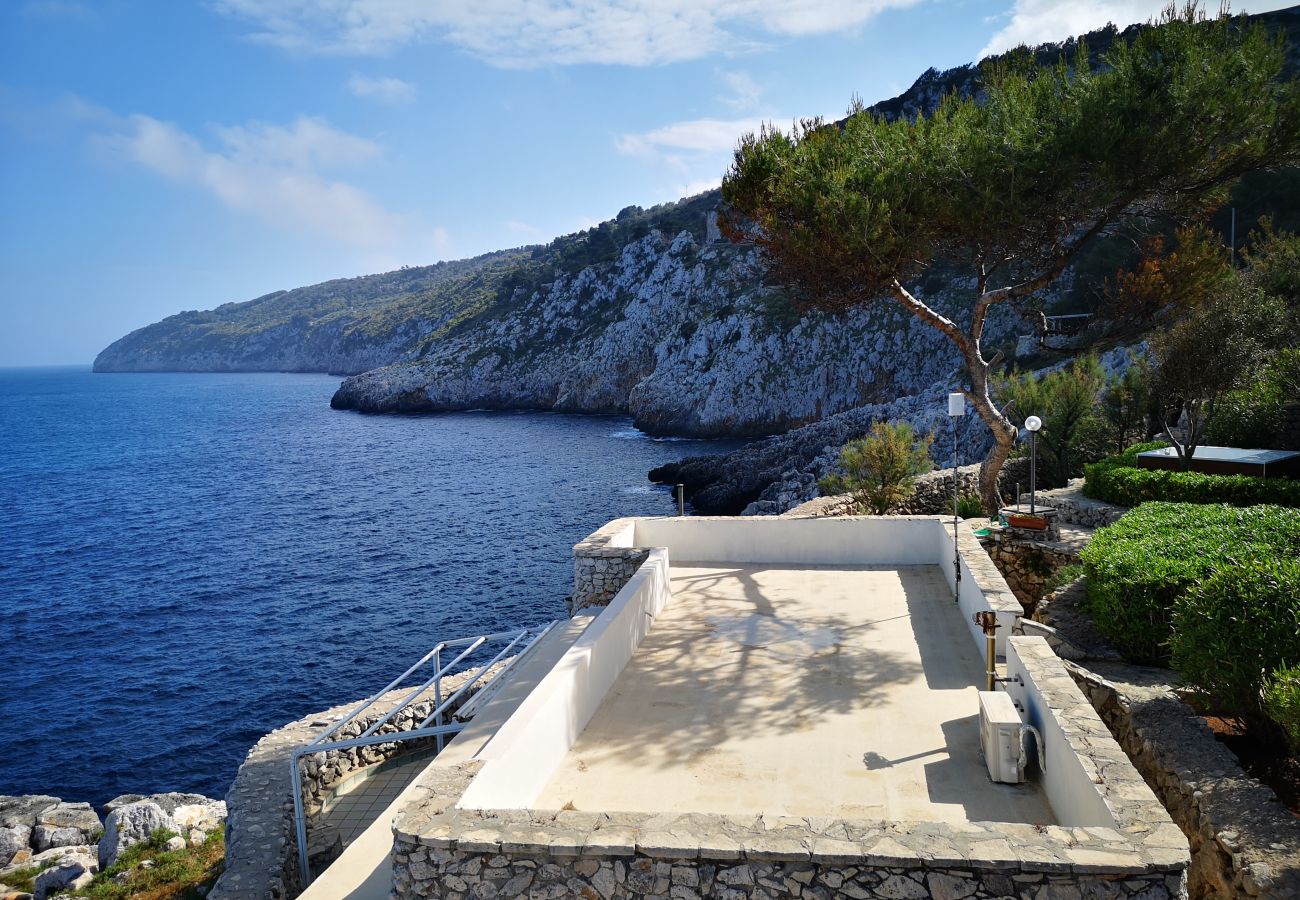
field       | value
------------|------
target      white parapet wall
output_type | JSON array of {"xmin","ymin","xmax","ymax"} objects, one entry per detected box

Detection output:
[
  {"xmin": 1004, "ymin": 635, "xmax": 1126, "ymax": 827},
  {"xmin": 634, "ymin": 514, "xmax": 1020, "ymax": 661},
  {"xmin": 458, "ymin": 549, "xmax": 673, "ymax": 810}
]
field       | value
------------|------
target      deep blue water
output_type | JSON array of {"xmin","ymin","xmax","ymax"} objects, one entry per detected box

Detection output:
[{"xmin": 0, "ymin": 368, "xmax": 735, "ymax": 807}]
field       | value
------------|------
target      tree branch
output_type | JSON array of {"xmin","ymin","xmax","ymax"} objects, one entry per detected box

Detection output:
[{"xmin": 889, "ymin": 279, "xmax": 972, "ymax": 355}]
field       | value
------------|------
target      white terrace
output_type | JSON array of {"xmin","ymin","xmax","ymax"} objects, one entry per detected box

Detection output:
[{"xmin": 299, "ymin": 516, "xmax": 1188, "ymax": 900}]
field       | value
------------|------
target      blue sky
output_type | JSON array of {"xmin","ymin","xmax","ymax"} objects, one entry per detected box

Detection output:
[{"xmin": 2, "ymin": 0, "xmax": 1291, "ymax": 365}]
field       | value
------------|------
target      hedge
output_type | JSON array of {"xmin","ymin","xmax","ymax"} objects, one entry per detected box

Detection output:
[
  {"xmin": 1264, "ymin": 664, "xmax": 1300, "ymax": 752},
  {"xmin": 1170, "ymin": 557, "xmax": 1300, "ymax": 722},
  {"xmin": 1080, "ymin": 502, "xmax": 1300, "ymax": 664},
  {"xmin": 1083, "ymin": 441, "xmax": 1300, "ymax": 508}
]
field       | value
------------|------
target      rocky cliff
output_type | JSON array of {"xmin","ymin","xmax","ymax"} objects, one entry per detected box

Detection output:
[
  {"xmin": 330, "ymin": 228, "xmax": 1023, "ymax": 436},
  {"xmin": 93, "ymin": 249, "xmax": 533, "ymax": 375}
]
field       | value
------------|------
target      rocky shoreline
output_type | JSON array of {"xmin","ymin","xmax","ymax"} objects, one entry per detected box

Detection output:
[
  {"xmin": 0, "ymin": 792, "xmax": 226, "ymax": 900},
  {"xmin": 659, "ymin": 346, "xmax": 1136, "ymax": 516}
]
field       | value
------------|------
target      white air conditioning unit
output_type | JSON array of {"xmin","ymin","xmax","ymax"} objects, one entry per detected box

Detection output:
[{"xmin": 979, "ymin": 690, "xmax": 1024, "ymax": 784}]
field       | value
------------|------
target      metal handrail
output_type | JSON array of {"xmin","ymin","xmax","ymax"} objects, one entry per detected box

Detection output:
[
  {"xmin": 355, "ymin": 637, "xmax": 487, "ymax": 740},
  {"xmin": 454, "ymin": 620, "xmax": 558, "ymax": 721},
  {"xmin": 290, "ymin": 622, "xmax": 557, "ymax": 885}
]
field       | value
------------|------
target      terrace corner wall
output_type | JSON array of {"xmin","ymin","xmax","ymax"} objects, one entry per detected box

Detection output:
[{"xmin": 459, "ymin": 549, "xmax": 672, "ymax": 810}]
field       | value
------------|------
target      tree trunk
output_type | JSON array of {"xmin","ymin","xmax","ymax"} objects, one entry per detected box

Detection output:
[{"xmin": 963, "ymin": 354, "xmax": 1019, "ymax": 515}]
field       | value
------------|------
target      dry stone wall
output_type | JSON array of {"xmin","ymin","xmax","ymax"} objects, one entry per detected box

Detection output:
[
  {"xmin": 212, "ymin": 667, "xmax": 502, "ymax": 900},
  {"xmin": 1023, "ymin": 481, "xmax": 1127, "ymax": 529},
  {"xmin": 979, "ymin": 535, "xmax": 1078, "ymax": 615},
  {"xmin": 571, "ymin": 521, "xmax": 649, "ymax": 614},
  {"xmin": 1067, "ymin": 664, "xmax": 1300, "ymax": 899}
]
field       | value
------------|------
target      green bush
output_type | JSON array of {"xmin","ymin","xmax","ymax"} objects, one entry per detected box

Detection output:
[
  {"xmin": 1170, "ymin": 557, "xmax": 1300, "ymax": 723},
  {"xmin": 1083, "ymin": 440, "xmax": 1300, "ymax": 508},
  {"xmin": 956, "ymin": 494, "xmax": 985, "ymax": 519},
  {"xmin": 819, "ymin": 422, "xmax": 933, "ymax": 515},
  {"xmin": 1206, "ymin": 348, "xmax": 1300, "ymax": 448},
  {"xmin": 1264, "ymin": 664, "xmax": 1300, "ymax": 752},
  {"xmin": 1080, "ymin": 503, "xmax": 1300, "ymax": 664}
]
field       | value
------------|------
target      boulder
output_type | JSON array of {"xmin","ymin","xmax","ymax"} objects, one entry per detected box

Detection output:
[
  {"xmin": 29, "ymin": 830, "xmax": 82, "ymax": 855},
  {"xmin": 31, "ymin": 804, "xmax": 100, "ymax": 853},
  {"xmin": 170, "ymin": 801, "xmax": 225, "ymax": 835},
  {"xmin": 0, "ymin": 827, "xmax": 31, "ymax": 868},
  {"xmin": 163, "ymin": 836, "xmax": 185, "ymax": 853},
  {"xmin": 103, "ymin": 793, "xmax": 207, "ymax": 818},
  {"xmin": 31, "ymin": 850, "xmax": 96, "ymax": 900},
  {"xmin": 97, "ymin": 802, "xmax": 173, "ymax": 869},
  {"xmin": 0, "ymin": 847, "xmax": 87, "ymax": 883},
  {"xmin": 0, "ymin": 798, "xmax": 59, "ymax": 830}
]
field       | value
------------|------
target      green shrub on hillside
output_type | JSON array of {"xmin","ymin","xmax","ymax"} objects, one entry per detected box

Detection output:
[
  {"xmin": 1080, "ymin": 503, "xmax": 1300, "ymax": 664},
  {"xmin": 819, "ymin": 422, "xmax": 933, "ymax": 515},
  {"xmin": 1083, "ymin": 440, "xmax": 1300, "ymax": 508},
  {"xmin": 1170, "ymin": 557, "xmax": 1300, "ymax": 725},
  {"xmin": 1264, "ymin": 664, "xmax": 1300, "ymax": 752}
]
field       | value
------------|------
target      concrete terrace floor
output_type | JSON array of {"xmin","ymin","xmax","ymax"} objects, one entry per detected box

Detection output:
[{"xmin": 535, "ymin": 563, "xmax": 1055, "ymax": 825}]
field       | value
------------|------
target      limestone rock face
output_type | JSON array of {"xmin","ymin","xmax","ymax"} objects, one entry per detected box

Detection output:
[
  {"xmin": 104, "ymin": 793, "xmax": 210, "ymax": 818},
  {"xmin": 171, "ymin": 800, "xmax": 226, "ymax": 835},
  {"xmin": 31, "ymin": 850, "xmax": 97, "ymax": 900},
  {"xmin": 331, "ymin": 233, "xmax": 1017, "ymax": 438},
  {"xmin": 0, "ymin": 797, "xmax": 59, "ymax": 830},
  {"xmin": 98, "ymin": 802, "xmax": 173, "ymax": 869},
  {"xmin": 0, "ymin": 826, "xmax": 30, "ymax": 868},
  {"xmin": 32, "ymin": 804, "xmax": 100, "ymax": 852}
]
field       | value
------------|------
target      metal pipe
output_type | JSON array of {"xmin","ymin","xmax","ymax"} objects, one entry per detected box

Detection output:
[
  {"xmin": 357, "ymin": 637, "xmax": 487, "ymax": 740},
  {"xmin": 291, "ymin": 752, "xmax": 311, "ymax": 885},
  {"xmin": 676, "ymin": 483, "xmax": 685, "ymax": 516},
  {"xmin": 307, "ymin": 641, "xmax": 448, "ymax": 747},
  {"xmin": 953, "ymin": 414, "xmax": 960, "ymax": 603},
  {"xmin": 1029, "ymin": 432, "xmax": 1037, "ymax": 514},
  {"xmin": 972, "ymin": 610, "xmax": 1000, "ymax": 692},
  {"xmin": 433, "ymin": 646, "xmax": 444, "ymax": 752},
  {"xmin": 453, "ymin": 622, "xmax": 557, "ymax": 720}
]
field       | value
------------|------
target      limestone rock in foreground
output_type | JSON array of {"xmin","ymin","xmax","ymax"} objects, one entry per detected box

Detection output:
[
  {"xmin": 31, "ymin": 848, "xmax": 96, "ymax": 900},
  {"xmin": 98, "ymin": 801, "xmax": 173, "ymax": 869},
  {"xmin": 31, "ymin": 803, "xmax": 100, "ymax": 854}
]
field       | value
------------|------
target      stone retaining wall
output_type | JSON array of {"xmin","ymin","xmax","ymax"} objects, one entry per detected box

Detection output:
[
  {"xmin": 1022, "ymin": 480, "xmax": 1127, "ymax": 528},
  {"xmin": 896, "ymin": 457, "xmax": 1031, "ymax": 515},
  {"xmin": 571, "ymin": 520, "xmax": 650, "ymax": 614},
  {"xmin": 979, "ymin": 534, "xmax": 1079, "ymax": 615},
  {"xmin": 212, "ymin": 667, "xmax": 501, "ymax": 900},
  {"xmin": 1066, "ymin": 664, "xmax": 1300, "ymax": 899}
]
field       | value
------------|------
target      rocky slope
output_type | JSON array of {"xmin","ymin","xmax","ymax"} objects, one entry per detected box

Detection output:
[
  {"xmin": 655, "ymin": 346, "xmax": 1138, "ymax": 515},
  {"xmin": 93, "ymin": 249, "xmax": 532, "ymax": 375},
  {"xmin": 331, "ymin": 228, "xmax": 1023, "ymax": 436}
]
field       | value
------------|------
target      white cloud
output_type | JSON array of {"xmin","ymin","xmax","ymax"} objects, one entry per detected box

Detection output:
[
  {"xmin": 347, "ymin": 74, "xmax": 417, "ymax": 104},
  {"xmin": 614, "ymin": 116, "xmax": 776, "ymax": 205},
  {"xmin": 505, "ymin": 219, "xmax": 545, "ymax": 237},
  {"xmin": 981, "ymin": 0, "xmax": 1296, "ymax": 57},
  {"xmin": 718, "ymin": 70, "xmax": 762, "ymax": 111},
  {"xmin": 213, "ymin": 0, "xmax": 923, "ymax": 66},
  {"xmin": 95, "ymin": 114, "xmax": 404, "ymax": 247},
  {"xmin": 615, "ymin": 117, "xmax": 771, "ymax": 158}
]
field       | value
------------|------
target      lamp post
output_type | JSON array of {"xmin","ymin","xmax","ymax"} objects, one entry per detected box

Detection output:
[
  {"xmin": 948, "ymin": 392, "xmax": 965, "ymax": 602},
  {"xmin": 1025, "ymin": 415, "xmax": 1042, "ymax": 514}
]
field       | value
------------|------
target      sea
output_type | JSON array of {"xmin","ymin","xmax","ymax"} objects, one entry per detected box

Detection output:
[{"xmin": 0, "ymin": 367, "xmax": 740, "ymax": 807}]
